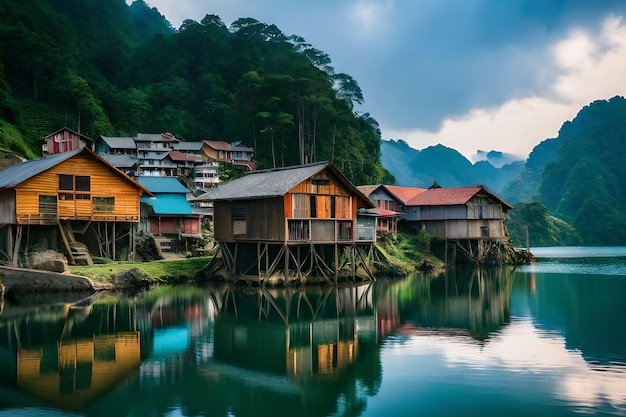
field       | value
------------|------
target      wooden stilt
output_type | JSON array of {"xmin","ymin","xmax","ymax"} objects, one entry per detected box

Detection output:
[
  {"xmin": 112, "ymin": 221, "xmax": 116, "ymax": 260},
  {"xmin": 11, "ymin": 225, "xmax": 22, "ymax": 267}
]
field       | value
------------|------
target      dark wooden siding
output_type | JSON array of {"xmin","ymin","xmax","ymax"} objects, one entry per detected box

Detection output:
[
  {"xmin": 214, "ymin": 198, "xmax": 285, "ymax": 241},
  {"xmin": 0, "ymin": 190, "xmax": 16, "ymax": 224},
  {"xmin": 214, "ymin": 200, "xmax": 233, "ymax": 240}
]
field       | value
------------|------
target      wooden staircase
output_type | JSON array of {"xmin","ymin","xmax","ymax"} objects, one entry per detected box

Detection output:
[
  {"xmin": 153, "ymin": 236, "xmax": 175, "ymax": 257},
  {"xmin": 58, "ymin": 220, "xmax": 93, "ymax": 266}
]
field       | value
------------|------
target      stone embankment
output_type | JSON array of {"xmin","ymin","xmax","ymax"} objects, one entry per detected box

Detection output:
[{"xmin": 0, "ymin": 266, "xmax": 95, "ymax": 298}]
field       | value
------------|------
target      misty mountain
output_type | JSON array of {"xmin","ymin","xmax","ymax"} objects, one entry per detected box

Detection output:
[
  {"xmin": 381, "ymin": 140, "xmax": 524, "ymax": 194},
  {"xmin": 382, "ymin": 96, "xmax": 626, "ymax": 245}
]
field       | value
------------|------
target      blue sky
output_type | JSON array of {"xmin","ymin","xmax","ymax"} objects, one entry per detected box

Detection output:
[{"xmin": 137, "ymin": 1, "xmax": 626, "ymax": 161}]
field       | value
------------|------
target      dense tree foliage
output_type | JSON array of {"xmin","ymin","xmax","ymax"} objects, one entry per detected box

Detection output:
[
  {"xmin": 536, "ymin": 97, "xmax": 626, "ymax": 245},
  {"xmin": 505, "ymin": 201, "xmax": 582, "ymax": 247},
  {"xmin": 0, "ymin": 0, "xmax": 391, "ymax": 185}
]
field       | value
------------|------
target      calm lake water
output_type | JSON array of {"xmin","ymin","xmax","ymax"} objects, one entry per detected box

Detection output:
[{"xmin": 1, "ymin": 247, "xmax": 625, "ymax": 416}]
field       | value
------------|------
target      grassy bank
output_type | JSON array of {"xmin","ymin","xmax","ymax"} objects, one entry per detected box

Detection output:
[{"xmin": 69, "ymin": 257, "xmax": 213, "ymax": 287}]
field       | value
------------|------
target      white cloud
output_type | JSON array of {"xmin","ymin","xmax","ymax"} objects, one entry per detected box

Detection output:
[
  {"xmin": 394, "ymin": 319, "xmax": 626, "ymax": 410},
  {"xmin": 390, "ymin": 16, "xmax": 626, "ymax": 160},
  {"xmin": 348, "ymin": 0, "xmax": 394, "ymax": 38}
]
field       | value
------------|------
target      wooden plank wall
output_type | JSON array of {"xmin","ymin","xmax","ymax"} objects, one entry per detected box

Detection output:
[
  {"xmin": 0, "ymin": 190, "xmax": 16, "ymax": 224},
  {"xmin": 15, "ymin": 154, "xmax": 143, "ymax": 223}
]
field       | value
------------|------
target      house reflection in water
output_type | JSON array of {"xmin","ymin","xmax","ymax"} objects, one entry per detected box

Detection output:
[
  {"xmin": 210, "ymin": 284, "xmax": 376, "ymax": 383},
  {"xmin": 0, "ymin": 299, "xmax": 143, "ymax": 411}
]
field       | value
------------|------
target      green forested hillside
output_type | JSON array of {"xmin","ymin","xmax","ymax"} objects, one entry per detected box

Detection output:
[
  {"xmin": 536, "ymin": 96, "xmax": 626, "ymax": 245},
  {"xmin": 0, "ymin": 0, "xmax": 392, "ymax": 185}
]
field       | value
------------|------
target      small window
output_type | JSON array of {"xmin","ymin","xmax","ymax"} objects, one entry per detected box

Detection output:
[
  {"xmin": 232, "ymin": 202, "xmax": 247, "ymax": 220},
  {"xmin": 310, "ymin": 195, "xmax": 317, "ymax": 218},
  {"xmin": 75, "ymin": 176, "xmax": 90, "ymax": 192},
  {"xmin": 59, "ymin": 193, "xmax": 74, "ymax": 201},
  {"xmin": 330, "ymin": 196, "xmax": 336, "ymax": 219},
  {"xmin": 59, "ymin": 174, "xmax": 73, "ymax": 190},
  {"xmin": 94, "ymin": 197, "xmax": 115, "ymax": 212},
  {"xmin": 76, "ymin": 194, "xmax": 91, "ymax": 200}
]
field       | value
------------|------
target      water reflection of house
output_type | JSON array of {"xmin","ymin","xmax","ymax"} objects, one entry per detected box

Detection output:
[
  {"xmin": 212, "ymin": 286, "xmax": 375, "ymax": 382},
  {"xmin": 394, "ymin": 270, "xmax": 512, "ymax": 341},
  {"xmin": 16, "ymin": 333, "xmax": 141, "ymax": 410}
]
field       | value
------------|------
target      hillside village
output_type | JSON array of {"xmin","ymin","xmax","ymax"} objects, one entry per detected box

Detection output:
[{"xmin": 0, "ymin": 127, "xmax": 517, "ymax": 283}]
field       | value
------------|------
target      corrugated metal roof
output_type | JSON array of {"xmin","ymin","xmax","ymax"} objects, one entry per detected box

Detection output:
[
  {"xmin": 138, "ymin": 176, "xmax": 190, "ymax": 194},
  {"xmin": 141, "ymin": 194, "xmax": 192, "ymax": 215},
  {"xmin": 99, "ymin": 153, "xmax": 138, "ymax": 168},
  {"xmin": 207, "ymin": 162, "xmax": 375, "ymax": 208},
  {"xmin": 208, "ymin": 162, "xmax": 331, "ymax": 200},
  {"xmin": 0, "ymin": 150, "xmax": 81, "ymax": 189},
  {"xmin": 0, "ymin": 148, "xmax": 153, "ymax": 196},
  {"xmin": 173, "ymin": 141, "xmax": 204, "ymax": 151},
  {"xmin": 405, "ymin": 186, "xmax": 484, "ymax": 206},
  {"xmin": 99, "ymin": 136, "xmax": 137, "ymax": 149}
]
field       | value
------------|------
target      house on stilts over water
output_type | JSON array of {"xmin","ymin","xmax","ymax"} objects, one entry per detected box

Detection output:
[
  {"xmin": 0, "ymin": 147, "xmax": 152, "ymax": 266},
  {"xmin": 201, "ymin": 161, "xmax": 377, "ymax": 285},
  {"xmin": 403, "ymin": 185, "xmax": 513, "ymax": 265}
]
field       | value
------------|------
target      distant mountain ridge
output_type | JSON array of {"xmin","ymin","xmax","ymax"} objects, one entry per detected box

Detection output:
[
  {"xmin": 380, "ymin": 139, "xmax": 524, "ymax": 194},
  {"xmin": 381, "ymin": 96, "xmax": 626, "ymax": 246}
]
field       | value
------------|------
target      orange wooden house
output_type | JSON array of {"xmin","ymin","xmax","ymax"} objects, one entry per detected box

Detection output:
[{"xmin": 0, "ymin": 147, "xmax": 152, "ymax": 265}]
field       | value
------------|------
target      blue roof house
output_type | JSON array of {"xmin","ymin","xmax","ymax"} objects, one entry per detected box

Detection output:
[{"xmin": 138, "ymin": 177, "xmax": 201, "ymax": 240}]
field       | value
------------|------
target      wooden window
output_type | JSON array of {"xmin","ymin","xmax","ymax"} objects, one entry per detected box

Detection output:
[
  {"xmin": 310, "ymin": 195, "xmax": 317, "ymax": 218},
  {"xmin": 292, "ymin": 194, "xmax": 309, "ymax": 218},
  {"xmin": 232, "ymin": 202, "xmax": 247, "ymax": 219},
  {"xmin": 330, "ymin": 196, "xmax": 336, "ymax": 219},
  {"xmin": 59, "ymin": 174, "xmax": 73, "ymax": 190},
  {"xmin": 75, "ymin": 176, "xmax": 90, "ymax": 192},
  {"xmin": 94, "ymin": 197, "xmax": 115, "ymax": 212},
  {"xmin": 39, "ymin": 195, "xmax": 57, "ymax": 218}
]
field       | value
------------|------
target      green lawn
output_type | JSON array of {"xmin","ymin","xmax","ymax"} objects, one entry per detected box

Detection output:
[{"xmin": 69, "ymin": 257, "xmax": 213, "ymax": 286}]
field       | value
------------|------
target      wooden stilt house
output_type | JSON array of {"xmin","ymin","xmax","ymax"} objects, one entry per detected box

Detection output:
[
  {"xmin": 0, "ymin": 147, "xmax": 152, "ymax": 266},
  {"xmin": 404, "ymin": 185, "xmax": 513, "ymax": 264},
  {"xmin": 205, "ymin": 162, "xmax": 376, "ymax": 285}
]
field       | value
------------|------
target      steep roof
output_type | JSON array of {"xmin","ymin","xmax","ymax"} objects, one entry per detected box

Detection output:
[
  {"xmin": 0, "ymin": 148, "xmax": 152, "ymax": 195},
  {"xmin": 0, "ymin": 149, "xmax": 81, "ymax": 190},
  {"xmin": 44, "ymin": 127, "xmax": 93, "ymax": 142},
  {"xmin": 383, "ymin": 185, "xmax": 427, "ymax": 204},
  {"xmin": 137, "ymin": 176, "xmax": 190, "ymax": 194},
  {"xmin": 99, "ymin": 136, "xmax": 137, "ymax": 149},
  {"xmin": 202, "ymin": 140, "xmax": 231, "ymax": 151},
  {"xmin": 99, "ymin": 154, "xmax": 138, "ymax": 168},
  {"xmin": 167, "ymin": 150, "xmax": 203, "ymax": 163},
  {"xmin": 206, "ymin": 161, "xmax": 374, "ymax": 206},
  {"xmin": 405, "ymin": 185, "xmax": 512, "ymax": 209},
  {"xmin": 356, "ymin": 185, "xmax": 381, "ymax": 198}
]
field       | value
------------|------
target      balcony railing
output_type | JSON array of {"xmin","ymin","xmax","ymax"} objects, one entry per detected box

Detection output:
[
  {"xmin": 287, "ymin": 219, "xmax": 374, "ymax": 243},
  {"xmin": 17, "ymin": 201, "xmax": 139, "ymax": 224}
]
